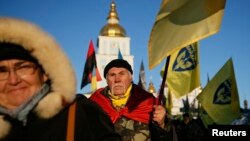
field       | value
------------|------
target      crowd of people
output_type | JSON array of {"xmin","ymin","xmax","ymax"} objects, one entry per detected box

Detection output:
[
  {"xmin": 1, "ymin": 16, "xmax": 244, "ymax": 141},
  {"xmin": 174, "ymin": 113, "xmax": 206, "ymax": 141}
]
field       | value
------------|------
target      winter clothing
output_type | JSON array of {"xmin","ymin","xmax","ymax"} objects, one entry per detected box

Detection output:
[
  {"xmin": 0, "ymin": 43, "xmax": 38, "ymax": 63},
  {"xmin": 176, "ymin": 114, "xmax": 205, "ymax": 141},
  {"xmin": 103, "ymin": 59, "xmax": 133, "ymax": 78},
  {"xmin": 90, "ymin": 84, "xmax": 174, "ymax": 141},
  {"xmin": 0, "ymin": 17, "xmax": 121, "ymax": 141}
]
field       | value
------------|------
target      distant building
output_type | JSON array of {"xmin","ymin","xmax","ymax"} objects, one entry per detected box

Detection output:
[
  {"xmin": 147, "ymin": 80, "xmax": 158, "ymax": 97},
  {"xmin": 164, "ymin": 84, "xmax": 201, "ymax": 117},
  {"xmin": 96, "ymin": 1, "xmax": 134, "ymax": 89},
  {"xmin": 85, "ymin": 2, "xmax": 202, "ymax": 119}
]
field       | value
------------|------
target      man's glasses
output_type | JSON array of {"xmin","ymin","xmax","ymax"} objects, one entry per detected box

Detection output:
[{"xmin": 0, "ymin": 62, "xmax": 38, "ymax": 81}]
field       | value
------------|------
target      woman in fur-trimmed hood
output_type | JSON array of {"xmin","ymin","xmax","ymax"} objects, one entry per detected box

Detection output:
[{"xmin": 0, "ymin": 17, "xmax": 121, "ymax": 141}]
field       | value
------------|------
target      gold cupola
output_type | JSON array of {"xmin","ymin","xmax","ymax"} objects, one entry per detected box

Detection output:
[
  {"xmin": 148, "ymin": 81, "xmax": 156, "ymax": 94},
  {"xmin": 100, "ymin": 1, "xmax": 126, "ymax": 37}
]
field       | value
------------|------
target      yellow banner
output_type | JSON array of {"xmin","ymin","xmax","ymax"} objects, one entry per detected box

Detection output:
[
  {"xmin": 197, "ymin": 58, "xmax": 240, "ymax": 124},
  {"xmin": 162, "ymin": 42, "xmax": 200, "ymax": 98},
  {"xmin": 148, "ymin": 0, "xmax": 226, "ymax": 69}
]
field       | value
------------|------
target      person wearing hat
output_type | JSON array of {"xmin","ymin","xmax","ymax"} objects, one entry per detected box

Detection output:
[
  {"xmin": 90, "ymin": 59, "xmax": 176, "ymax": 141},
  {"xmin": 0, "ymin": 17, "xmax": 121, "ymax": 141}
]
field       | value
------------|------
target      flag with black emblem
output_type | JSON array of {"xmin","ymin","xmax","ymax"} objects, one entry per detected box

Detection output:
[
  {"xmin": 165, "ymin": 42, "xmax": 200, "ymax": 98},
  {"xmin": 197, "ymin": 58, "xmax": 240, "ymax": 124},
  {"xmin": 148, "ymin": 0, "xmax": 226, "ymax": 69}
]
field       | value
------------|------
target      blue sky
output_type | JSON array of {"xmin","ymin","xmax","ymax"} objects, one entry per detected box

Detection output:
[{"xmin": 1, "ymin": 0, "xmax": 249, "ymax": 107}]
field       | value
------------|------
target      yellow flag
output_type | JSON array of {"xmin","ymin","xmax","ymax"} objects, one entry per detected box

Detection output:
[
  {"xmin": 199, "ymin": 107, "xmax": 214, "ymax": 128},
  {"xmin": 197, "ymin": 58, "xmax": 240, "ymax": 124},
  {"xmin": 148, "ymin": 0, "xmax": 226, "ymax": 69},
  {"xmin": 165, "ymin": 90, "xmax": 173, "ymax": 115},
  {"xmin": 91, "ymin": 76, "xmax": 97, "ymax": 91},
  {"xmin": 161, "ymin": 42, "xmax": 200, "ymax": 98}
]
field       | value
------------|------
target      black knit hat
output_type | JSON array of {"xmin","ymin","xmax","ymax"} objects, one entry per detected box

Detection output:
[
  {"xmin": 104, "ymin": 59, "xmax": 133, "ymax": 78},
  {"xmin": 0, "ymin": 42, "xmax": 38, "ymax": 63}
]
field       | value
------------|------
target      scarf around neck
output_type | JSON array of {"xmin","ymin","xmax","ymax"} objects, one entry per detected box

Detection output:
[
  {"xmin": 0, "ymin": 83, "xmax": 50, "ymax": 125},
  {"xmin": 108, "ymin": 84, "xmax": 132, "ymax": 108},
  {"xmin": 90, "ymin": 85, "xmax": 155, "ymax": 124}
]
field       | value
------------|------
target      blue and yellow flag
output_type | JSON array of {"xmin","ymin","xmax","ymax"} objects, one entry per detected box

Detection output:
[
  {"xmin": 161, "ymin": 42, "xmax": 200, "ymax": 98},
  {"xmin": 148, "ymin": 0, "xmax": 226, "ymax": 69},
  {"xmin": 197, "ymin": 58, "xmax": 240, "ymax": 125}
]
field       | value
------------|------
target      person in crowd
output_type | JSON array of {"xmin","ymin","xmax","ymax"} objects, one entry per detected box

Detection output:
[
  {"xmin": 89, "ymin": 59, "xmax": 176, "ymax": 141},
  {"xmin": 176, "ymin": 113, "xmax": 205, "ymax": 141},
  {"xmin": 0, "ymin": 17, "xmax": 121, "ymax": 141}
]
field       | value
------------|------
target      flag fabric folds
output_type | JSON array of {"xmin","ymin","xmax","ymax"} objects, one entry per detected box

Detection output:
[
  {"xmin": 138, "ymin": 60, "xmax": 147, "ymax": 90},
  {"xmin": 199, "ymin": 107, "xmax": 214, "ymax": 128},
  {"xmin": 148, "ymin": 0, "xmax": 226, "ymax": 69},
  {"xmin": 80, "ymin": 40, "xmax": 101, "ymax": 89},
  {"xmin": 162, "ymin": 42, "xmax": 200, "ymax": 98},
  {"xmin": 197, "ymin": 58, "xmax": 240, "ymax": 125}
]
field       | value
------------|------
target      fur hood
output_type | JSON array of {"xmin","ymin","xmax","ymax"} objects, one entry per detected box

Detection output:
[{"xmin": 0, "ymin": 17, "xmax": 76, "ymax": 138}]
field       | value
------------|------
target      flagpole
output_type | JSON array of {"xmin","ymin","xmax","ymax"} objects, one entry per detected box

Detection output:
[{"xmin": 156, "ymin": 55, "xmax": 170, "ymax": 105}]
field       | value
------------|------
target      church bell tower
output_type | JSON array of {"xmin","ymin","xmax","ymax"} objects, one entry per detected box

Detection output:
[{"xmin": 96, "ymin": 1, "xmax": 134, "ymax": 88}]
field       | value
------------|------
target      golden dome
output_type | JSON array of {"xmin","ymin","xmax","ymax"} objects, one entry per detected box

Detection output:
[
  {"xmin": 100, "ymin": 1, "xmax": 126, "ymax": 37},
  {"xmin": 148, "ymin": 81, "xmax": 156, "ymax": 94}
]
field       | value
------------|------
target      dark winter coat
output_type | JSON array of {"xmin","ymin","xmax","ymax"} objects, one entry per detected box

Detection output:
[
  {"xmin": 0, "ymin": 17, "xmax": 121, "ymax": 141},
  {"xmin": 90, "ymin": 84, "xmax": 175, "ymax": 141},
  {"xmin": 0, "ymin": 94, "xmax": 121, "ymax": 141}
]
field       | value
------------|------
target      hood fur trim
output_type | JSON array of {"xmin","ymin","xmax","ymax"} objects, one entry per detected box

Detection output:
[
  {"xmin": 0, "ymin": 115, "xmax": 10, "ymax": 139},
  {"xmin": 0, "ymin": 17, "xmax": 76, "ymax": 138}
]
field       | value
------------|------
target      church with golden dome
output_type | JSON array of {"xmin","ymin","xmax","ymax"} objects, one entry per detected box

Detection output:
[
  {"xmin": 96, "ymin": 1, "xmax": 134, "ymax": 88},
  {"xmin": 93, "ymin": 1, "xmax": 203, "ymax": 117},
  {"xmin": 96, "ymin": 1, "xmax": 160, "ymax": 95}
]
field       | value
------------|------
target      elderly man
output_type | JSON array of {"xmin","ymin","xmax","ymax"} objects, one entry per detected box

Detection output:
[
  {"xmin": 90, "ymin": 59, "xmax": 175, "ymax": 141},
  {"xmin": 0, "ymin": 17, "xmax": 121, "ymax": 141}
]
